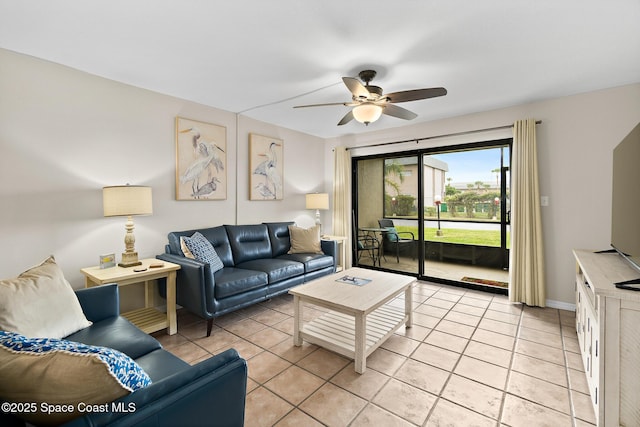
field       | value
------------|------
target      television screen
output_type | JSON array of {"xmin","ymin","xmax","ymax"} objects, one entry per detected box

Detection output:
[{"xmin": 611, "ymin": 122, "xmax": 640, "ymax": 273}]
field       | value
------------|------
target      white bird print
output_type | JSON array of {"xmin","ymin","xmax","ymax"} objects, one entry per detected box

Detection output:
[
  {"xmin": 198, "ymin": 140, "xmax": 224, "ymax": 175},
  {"xmin": 255, "ymin": 182, "xmax": 276, "ymax": 199},
  {"xmin": 180, "ymin": 127, "xmax": 201, "ymax": 158},
  {"xmin": 253, "ymin": 142, "xmax": 282, "ymax": 199},
  {"xmin": 179, "ymin": 127, "xmax": 224, "ymax": 196},
  {"xmin": 191, "ymin": 177, "xmax": 221, "ymax": 198}
]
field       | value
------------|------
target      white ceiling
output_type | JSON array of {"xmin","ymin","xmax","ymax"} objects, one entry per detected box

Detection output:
[{"xmin": 1, "ymin": 0, "xmax": 639, "ymax": 139}]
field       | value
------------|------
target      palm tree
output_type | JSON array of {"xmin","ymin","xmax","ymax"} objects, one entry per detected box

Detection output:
[{"xmin": 384, "ymin": 159, "xmax": 405, "ymax": 196}]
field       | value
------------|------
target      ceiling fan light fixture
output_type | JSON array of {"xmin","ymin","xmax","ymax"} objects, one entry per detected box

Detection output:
[{"xmin": 352, "ymin": 103, "xmax": 383, "ymax": 125}]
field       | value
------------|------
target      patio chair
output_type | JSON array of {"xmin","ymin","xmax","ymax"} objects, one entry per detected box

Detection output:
[
  {"xmin": 378, "ymin": 219, "xmax": 415, "ymax": 262},
  {"xmin": 356, "ymin": 232, "xmax": 380, "ymax": 266}
]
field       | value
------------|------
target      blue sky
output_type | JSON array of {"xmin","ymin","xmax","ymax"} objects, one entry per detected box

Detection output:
[{"xmin": 431, "ymin": 147, "xmax": 508, "ymax": 186}]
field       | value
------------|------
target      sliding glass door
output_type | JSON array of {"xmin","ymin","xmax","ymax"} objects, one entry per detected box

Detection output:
[
  {"xmin": 354, "ymin": 155, "xmax": 420, "ymax": 274},
  {"xmin": 353, "ymin": 139, "xmax": 511, "ymax": 289}
]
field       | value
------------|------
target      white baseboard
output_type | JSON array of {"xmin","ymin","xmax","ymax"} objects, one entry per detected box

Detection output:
[{"xmin": 546, "ymin": 299, "xmax": 576, "ymax": 312}]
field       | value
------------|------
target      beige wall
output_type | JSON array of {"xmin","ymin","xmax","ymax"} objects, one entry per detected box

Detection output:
[
  {"xmin": 2, "ymin": 47, "xmax": 639, "ymax": 308},
  {"xmin": 0, "ymin": 49, "xmax": 327, "ymax": 290},
  {"xmin": 326, "ymin": 83, "xmax": 640, "ymax": 308}
]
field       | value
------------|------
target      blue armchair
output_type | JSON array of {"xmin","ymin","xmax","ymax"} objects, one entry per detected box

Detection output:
[
  {"xmin": 69, "ymin": 285, "xmax": 248, "ymax": 427},
  {"xmin": 1, "ymin": 284, "xmax": 248, "ymax": 427}
]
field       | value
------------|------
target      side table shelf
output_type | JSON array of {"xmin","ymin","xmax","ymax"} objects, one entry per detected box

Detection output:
[
  {"xmin": 80, "ymin": 258, "xmax": 181, "ymax": 335},
  {"xmin": 122, "ymin": 307, "xmax": 169, "ymax": 334}
]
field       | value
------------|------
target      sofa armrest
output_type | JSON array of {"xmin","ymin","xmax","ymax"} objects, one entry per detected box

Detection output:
[
  {"xmin": 63, "ymin": 349, "xmax": 247, "ymax": 427},
  {"xmin": 156, "ymin": 253, "xmax": 214, "ymax": 320},
  {"xmin": 75, "ymin": 284, "xmax": 120, "ymax": 322},
  {"xmin": 321, "ymin": 239, "xmax": 338, "ymax": 270}
]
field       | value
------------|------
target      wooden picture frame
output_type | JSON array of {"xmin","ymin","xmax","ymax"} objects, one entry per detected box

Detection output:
[
  {"xmin": 175, "ymin": 117, "xmax": 227, "ymax": 200},
  {"xmin": 249, "ymin": 133, "xmax": 284, "ymax": 200}
]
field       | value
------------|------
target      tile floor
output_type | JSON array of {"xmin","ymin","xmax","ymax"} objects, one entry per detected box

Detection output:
[{"xmin": 153, "ymin": 281, "xmax": 596, "ymax": 427}]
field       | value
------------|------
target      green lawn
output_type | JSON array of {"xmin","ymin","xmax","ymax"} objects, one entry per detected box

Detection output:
[{"xmin": 395, "ymin": 225, "xmax": 509, "ymax": 248}]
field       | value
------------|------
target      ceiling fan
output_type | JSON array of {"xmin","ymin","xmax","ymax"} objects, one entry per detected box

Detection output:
[{"xmin": 294, "ymin": 70, "xmax": 447, "ymax": 126}]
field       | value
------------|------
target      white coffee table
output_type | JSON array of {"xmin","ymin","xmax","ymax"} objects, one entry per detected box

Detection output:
[{"xmin": 289, "ymin": 267, "xmax": 415, "ymax": 373}]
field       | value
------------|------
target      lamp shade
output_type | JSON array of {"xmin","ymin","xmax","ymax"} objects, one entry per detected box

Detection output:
[
  {"xmin": 103, "ymin": 185, "xmax": 153, "ymax": 217},
  {"xmin": 305, "ymin": 193, "xmax": 329, "ymax": 210},
  {"xmin": 352, "ymin": 103, "xmax": 383, "ymax": 124}
]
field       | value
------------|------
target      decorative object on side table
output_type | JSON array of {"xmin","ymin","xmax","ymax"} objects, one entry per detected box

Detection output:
[
  {"xmin": 99, "ymin": 253, "xmax": 116, "ymax": 269},
  {"xmin": 103, "ymin": 184, "xmax": 153, "ymax": 268},
  {"xmin": 175, "ymin": 116, "xmax": 227, "ymax": 200},
  {"xmin": 250, "ymin": 133, "xmax": 284, "ymax": 200}
]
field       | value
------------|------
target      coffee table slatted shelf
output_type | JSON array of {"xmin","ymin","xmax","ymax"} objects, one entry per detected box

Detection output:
[
  {"xmin": 301, "ymin": 305, "xmax": 406, "ymax": 358},
  {"xmin": 290, "ymin": 267, "xmax": 415, "ymax": 373}
]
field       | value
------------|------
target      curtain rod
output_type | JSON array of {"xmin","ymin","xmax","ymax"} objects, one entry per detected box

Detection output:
[{"xmin": 346, "ymin": 120, "xmax": 542, "ymax": 151}]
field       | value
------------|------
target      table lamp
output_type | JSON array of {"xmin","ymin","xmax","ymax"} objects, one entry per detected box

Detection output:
[
  {"xmin": 103, "ymin": 185, "xmax": 153, "ymax": 267},
  {"xmin": 306, "ymin": 193, "xmax": 329, "ymax": 232}
]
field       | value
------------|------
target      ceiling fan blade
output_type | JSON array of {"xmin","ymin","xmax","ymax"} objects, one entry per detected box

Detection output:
[
  {"xmin": 337, "ymin": 110, "xmax": 354, "ymax": 126},
  {"xmin": 382, "ymin": 104, "xmax": 418, "ymax": 120},
  {"xmin": 384, "ymin": 87, "xmax": 447, "ymax": 103},
  {"xmin": 293, "ymin": 101, "xmax": 356, "ymax": 108},
  {"xmin": 342, "ymin": 77, "xmax": 370, "ymax": 99}
]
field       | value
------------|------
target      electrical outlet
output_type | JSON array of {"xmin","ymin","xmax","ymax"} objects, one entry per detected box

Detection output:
[{"xmin": 541, "ymin": 196, "xmax": 549, "ymax": 206}]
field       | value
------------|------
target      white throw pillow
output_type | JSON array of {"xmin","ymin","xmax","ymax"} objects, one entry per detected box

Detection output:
[{"xmin": 0, "ymin": 256, "xmax": 92, "ymax": 338}]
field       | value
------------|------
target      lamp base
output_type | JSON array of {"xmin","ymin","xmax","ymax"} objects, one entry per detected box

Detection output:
[{"xmin": 118, "ymin": 252, "xmax": 142, "ymax": 268}]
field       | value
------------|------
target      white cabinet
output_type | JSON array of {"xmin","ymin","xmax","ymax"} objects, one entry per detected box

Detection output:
[{"xmin": 573, "ymin": 249, "xmax": 640, "ymax": 427}]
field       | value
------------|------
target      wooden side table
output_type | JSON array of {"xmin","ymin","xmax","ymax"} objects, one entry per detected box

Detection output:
[
  {"xmin": 81, "ymin": 258, "xmax": 180, "ymax": 335},
  {"xmin": 322, "ymin": 235, "xmax": 347, "ymax": 272}
]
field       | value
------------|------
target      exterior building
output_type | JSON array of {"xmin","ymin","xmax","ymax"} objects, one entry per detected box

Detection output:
[{"xmin": 384, "ymin": 156, "xmax": 449, "ymax": 217}]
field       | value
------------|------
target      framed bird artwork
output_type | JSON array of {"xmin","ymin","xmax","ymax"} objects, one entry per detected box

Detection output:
[
  {"xmin": 175, "ymin": 117, "xmax": 227, "ymax": 200},
  {"xmin": 249, "ymin": 133, "xmax": 284, "ymax": 200}
]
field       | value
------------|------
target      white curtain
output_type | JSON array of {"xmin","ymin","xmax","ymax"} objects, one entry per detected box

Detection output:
[
  {"xmin": 332, "ymin": 146, "xmax": 352, "ymax": 268},
  {"xmin": 509, "ymin": 119, "xmax": 546, "ymax": 306}
]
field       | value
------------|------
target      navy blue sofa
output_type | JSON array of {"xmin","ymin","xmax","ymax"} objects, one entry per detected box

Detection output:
[
  {"xmin": 1, "ymin": 284, "xmax": 248, "ymax": 427},
  {"xmin": 156, "ymin": 222, "xmax": 337, "ymax": 336}
]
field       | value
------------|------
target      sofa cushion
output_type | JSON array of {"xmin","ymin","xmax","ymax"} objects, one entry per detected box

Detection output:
[
  {"xmin": 0, "ymin": 256, "xmax": 92, "ymax": 339},
  {"xmin": 226, "ymin": 224, "xmax": 273, "ymax": 264},
  {"xmin": 236, "ymin": 258, "xmax": 304, "ymax": 283},
  {"xmin": 0, "ymin": 330, "xmax": 151, "ymax": 425},
  {"xmin": 181, "ymin": 232, "xmax": 224, "ymax": 273},
  {"xmin": 278, "ymin": 253, "xmax": 334, "ymax": 273},
  {"xmin": 264, "ymin": 221, "xmax": 294, "ymax": 257},
  {"xmin": 384, "ymin": 227, "xmax": 400, "ymax": 242},
  {"xmin": 214, "ymin": 267, "xmax": 268, "ymax": 299},
  {"xmin": 288, "ymin": 225, "xmax": 323, "ymax": 254},
  {"xmin": 65, "ymin": 316, "xmax": 161, "ymax": 360}
]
